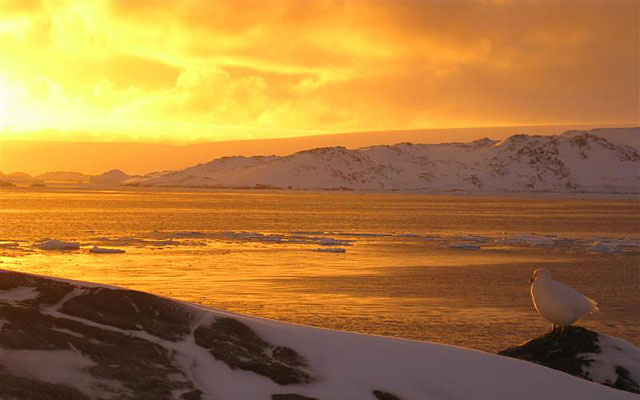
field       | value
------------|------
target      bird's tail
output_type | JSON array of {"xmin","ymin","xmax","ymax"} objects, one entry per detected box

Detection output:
[{"xmin": 587, "ymin": 296, "xmax": 599, "ymax": 314}]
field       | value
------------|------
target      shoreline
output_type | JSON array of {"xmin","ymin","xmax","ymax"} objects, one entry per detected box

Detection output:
[
  {"xmin": 1, "ymin": 268, "xmax": 637, "ymax": 399},
  {"xmin": 2, "ymin": 184, "xmax": 639, "ymax": 201}
]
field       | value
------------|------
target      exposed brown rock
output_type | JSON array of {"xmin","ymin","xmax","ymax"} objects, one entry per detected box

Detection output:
[
  {"xmin": 194, "ymin": 317, "xmax": 312, "ymax": 385},
  {"xmin": 499, "ymin": 326, "xmax": 639, "ymax": 394},
  {"xmin": 0, "ymin": 371, "xmax": 91, "ymax": 400},
  {"xmin": 271, "ymin": 394, "xmax": 319, "ymax": 400},
  {"xmin": 0, "ymin": 272, "xmax": 197, "ymax": 399},
  {"xmin": 373, "ymin": 390, "xmax": 403, "ymax": 400},
  {"xmin": 60, "ymin": 287, "xmax": 193, "ymax": 341}
]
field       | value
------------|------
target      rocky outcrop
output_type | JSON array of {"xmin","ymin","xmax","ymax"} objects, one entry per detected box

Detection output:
[
  {"xmin": 499, "ymin": 326, "xmax": 640, "ymax": 394},
  {"xmin": 1, "ymin": 270, "xmax": 634, "ymax": 400},
  {"xmin": 271, "ymin": 395, "xmax": 319, "ymax": 400},
  {"xmin": 373, "ymin": 390, "xmax": 403, "ymax": 400},
  {"xmin": 0, "ymin": 270, "xmax": 312, "ymax": 400},
  {"xmin": 194, "ymin": 317, "xmax": 312, "ymax": 385}
]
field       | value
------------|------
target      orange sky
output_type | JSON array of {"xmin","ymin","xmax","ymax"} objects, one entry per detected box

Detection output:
[{"xmin": 0, "ymin": 0, "xmax": 638, "ymax": 144}]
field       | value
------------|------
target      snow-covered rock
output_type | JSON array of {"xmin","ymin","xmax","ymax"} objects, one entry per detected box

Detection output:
[
  {"xmin": 0, "ymin": 270, "xmax": 636, "ymax": 400},
  {"xmin": 125, "ymin": 128, "xmax": 640, "ymax": 194},
  {"xmin": 562, "ymin": 127, "xmax": 639, "ymax": 150},
  {"xmin": 37, "ymin": 240, "xmax": 80, "ymax": 251},
  {"xmin": 499, "ymin": 326, "xmax": 639, "ymax": 394}
]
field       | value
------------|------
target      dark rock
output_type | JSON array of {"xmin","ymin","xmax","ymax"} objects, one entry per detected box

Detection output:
[
  {"xmin": 499, "ymin": 326, "xmax": 639, "ymax": 394},
  {"xmin": 0, "ymin": 271, "xmax": 199, "ymax": 399},
  {"xmin": 180, "ymin": 389, "xmax": 203, "ymax": 400},
  {"xmin": 271, "ymin": 394, "xmax": 319, "ymax": 400},
  {"xmin": 0, "ymin": 270, "xmax": 317, "ymax": 399},
  {"xmin": 0, "ymin": 371, "xmax": 91, "ymax": 400},
  {"xmin": 373, "ymin": 390, "xmax": 403, "ymax": 400},
  {"xmin": 194, "ymin": 317, "xmax": 313, "ymax": 385},
  {"xmin": 60, "ymin": 286, "xmax": 193, "ymax": 341},
  {"xmin": 0, "ymin": 271, "xmax": 74, "ymax": 306}
]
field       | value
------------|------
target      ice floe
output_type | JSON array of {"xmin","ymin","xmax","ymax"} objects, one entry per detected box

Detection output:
[
  {"xmin": 37, "ymin": 240, "xmax": 81, "ymax": 251},
  {"xmin": 497, "ymin": 234, "xmax": 560, "ymax": 246},
  {"xmin": 449, "ymin": 243, "xmax": 481, "ymax": 250},
  {"xmin": 588, "ymin": 241, "xmax": 618, "ymax": 253},
  {"xmin": 313, "ymin": 248, "xmax": 347, "ymax": 253},
  {"xmin": 316, "ymin": 238, "xmax": 352, "ymax": 246},
  {"xmin": 20, "ymin": 230, "xmax": 640, "ymax": 258},
  {"xmin": 89, "ymin": 246, "xmax": 126, "ymax": 254}
]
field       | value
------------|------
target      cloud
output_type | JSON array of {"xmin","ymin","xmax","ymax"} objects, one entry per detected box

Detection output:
[
  {"xmin": 103, "ymin": 55, "xmax": 181, "ymax": 90},
  {"xmin": 0, "ymin": 0, "xmax": 637, "ymax": 142}
]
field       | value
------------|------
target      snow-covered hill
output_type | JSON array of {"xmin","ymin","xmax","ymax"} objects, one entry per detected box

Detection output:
[
  {"xmin": 89, "ymin": 169, "xmax": 134, "ymax": 184},
  {"xmin": 1, "ymin": 269, "xmax": 637, "ymax": 400},
  {"xmin": 125, "ymin": 128, "xmax": 640, "ymax": 194}
]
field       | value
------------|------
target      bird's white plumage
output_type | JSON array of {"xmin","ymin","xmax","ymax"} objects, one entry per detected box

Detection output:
[{"xmin": 530, "ymin": 269, "xmax": 598, "ymax": 326}]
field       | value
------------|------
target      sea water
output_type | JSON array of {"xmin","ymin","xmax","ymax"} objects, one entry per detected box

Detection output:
[{"xmin": 1, "ymin": 187, "xmax": 638, "ymax": 352}]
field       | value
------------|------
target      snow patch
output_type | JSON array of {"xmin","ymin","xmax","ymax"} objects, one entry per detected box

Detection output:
[
  {"xmin": 0, "ymin": 286, "xmax": 39, "ymax": 303},
  {"xmin": 581, "ymin": 333, "xmax": 640, "ymax": 389},
  {"xmin": 0, "ymin": 349, "xmax": 128, "ymax": 398}
]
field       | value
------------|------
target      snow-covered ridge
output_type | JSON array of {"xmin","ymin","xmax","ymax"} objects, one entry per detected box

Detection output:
[
  {"xmin": 124, "ymin": 128, "xmax": 640, "ymax": 194},
  {"xmin": 0, "ymin": 269, "xmax": 636, "ymax": 400}
]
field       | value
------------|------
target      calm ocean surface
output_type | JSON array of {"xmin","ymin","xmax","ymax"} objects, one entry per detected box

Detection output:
[{"xmin": 1, "ymin": 187, "xmax": 638, "ymax": 352}]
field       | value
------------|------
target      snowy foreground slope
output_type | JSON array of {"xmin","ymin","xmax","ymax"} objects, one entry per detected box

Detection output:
[
  {"xmin": 125, "ymin": 128, "xmax": 639, "ymax": 194},
  {"xmin": 0, "ymin": 270, "xmax": 637, "ymax": 400}
]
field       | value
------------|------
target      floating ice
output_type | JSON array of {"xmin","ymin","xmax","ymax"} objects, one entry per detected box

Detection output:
[
  {"xmin": 587, "ymin": 241, "xmax": 618, "ymax": 253},
  {"xmin": 37, "ymin": 240, "xmax": 80, "ymax": 251},
  {"xmin": 313, "ymin": 248, "xmax": 346, "ymax": 253},
  {"xmin": 317, "ymin": 238, "xmax": 352, "ymax": 246},
  {"xmin": 171, "ymin": 231, "xmax": 207, "ymax": 238},
  {"xmin": 449, "ymin": 243, "xmax": 481, "ymax": 250},
  {"xmin": 90, "ymin": 246, "xmax": 126, "ymax": 254},
  {"xmin": 498, "ymin": 234, "xmax": 559, "ymax": 246},
  {"xmin": 330, "ymin": 232, "xmax": 388, "ymax": 237}
]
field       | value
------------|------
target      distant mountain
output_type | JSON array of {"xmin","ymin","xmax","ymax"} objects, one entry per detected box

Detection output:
[
  {"xmin": 90, "ymin": 169, "xmax": 134, "ymax": 184},
  {"xmin": 562, "ymin": 127, "xmax": 638, "ymax": 149},
  {"xmin": 125, "ymin": 128, "xmax": 639, "ymax": 194},
  {"xmin": 35, "ymin": 171, "xmax": 91, "ymax": 183},
  {"xmin": 0, "ymin": 172, "xmax": 33, "ymax": 181}
]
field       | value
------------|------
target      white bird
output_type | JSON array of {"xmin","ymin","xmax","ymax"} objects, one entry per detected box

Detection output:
[{"xmin": 530, "ymin": 268, "xmax": 599, "ymax": 332}]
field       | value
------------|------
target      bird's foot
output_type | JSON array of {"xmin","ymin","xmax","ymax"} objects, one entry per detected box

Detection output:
[{"xmin": 549, "ymin": 324, "xmax": 563, "ymax": 340}]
